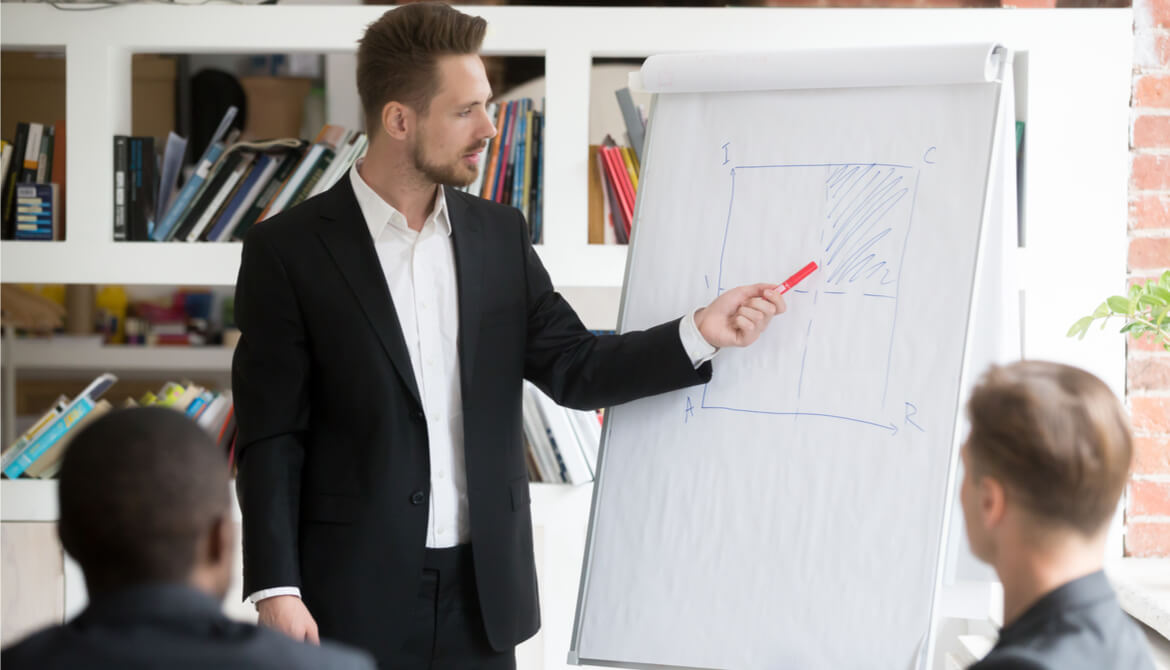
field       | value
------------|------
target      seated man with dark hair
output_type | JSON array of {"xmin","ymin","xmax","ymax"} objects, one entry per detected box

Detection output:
[
  {"xmin": 1, "ymin": 407, "xmax": 374, "ymax": 670},
  {"xmin": 960, "ymin": 361, "xmax": 1154, "ymax": 670}
]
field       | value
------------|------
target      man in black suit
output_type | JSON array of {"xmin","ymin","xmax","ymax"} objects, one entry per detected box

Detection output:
[
  {"xmin": 232, "ymin": 3, "xmax": 789, "ymax": 668},
  {"xmin": 960, "ymin": 361, "xmax": 1154, "ymax": 670},
  {"xmin": 0, "ymin": 407, "xmax": 374, "ymax": 670}
]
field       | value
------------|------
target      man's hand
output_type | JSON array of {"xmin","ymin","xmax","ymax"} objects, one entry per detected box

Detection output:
[
  {"xmin": 257, "ymin": 595, "xmax": 320, "ymax": 645},
  {"xmin": 695, "ymin": 283, "xmax": 786, "ymax": 349}
]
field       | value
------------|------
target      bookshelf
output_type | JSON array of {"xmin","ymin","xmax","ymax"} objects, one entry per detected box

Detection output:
[
  {"xmin": 0, "ymin": 4, "xmax": 1133, "ymax": 669},
  {"xmin": 4, "ymin": 338, "xmax": 233, "ymax": 373}
]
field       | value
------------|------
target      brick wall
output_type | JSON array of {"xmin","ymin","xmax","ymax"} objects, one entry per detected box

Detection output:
[{"xmin": 1128, "ymin": 0, "xmax": 1170, "ymax": 558}]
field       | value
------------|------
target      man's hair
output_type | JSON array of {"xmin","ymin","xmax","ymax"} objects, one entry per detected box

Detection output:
[
  {"xmin": 57, "ymin": 407, "xmax": 230, "ymax": 591},
  {"xmin": 966, "ymin": 360, "xmax": 1133, "ymax": 537},
  {"xmin": 357, "ymin": 2, "xmax": 487, "ymax": 133}
]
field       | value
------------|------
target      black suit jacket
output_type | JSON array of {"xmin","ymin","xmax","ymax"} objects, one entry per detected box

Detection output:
[
  {"xmin": 232, "ymin": 178, "xmax": 711, "ymax": 662},
  {"xmin": 970, "ymin": 571, "xmax": 1154, "ymax": 670},
  {"xmin": 0, "ymin": 584, "xmax": 374, "ymax": 670}
]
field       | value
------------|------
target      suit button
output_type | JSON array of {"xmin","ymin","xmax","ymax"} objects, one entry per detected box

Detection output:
[
  {"xmin": 412, "ymin": 410, "xmax": 425, "ymax": 422},
  {"xmin": 410, "ymin": 491, "xmax": 425, "ymax": 505}
]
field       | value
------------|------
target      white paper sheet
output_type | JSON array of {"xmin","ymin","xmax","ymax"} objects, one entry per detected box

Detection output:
[{"xmin": 574, "ymin": 45, "xmax": 1005, "ymax": 670}]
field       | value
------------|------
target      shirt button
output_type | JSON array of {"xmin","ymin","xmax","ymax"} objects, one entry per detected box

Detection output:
[
  {"xmin": 437, "ymin": 470, "xmax": 446, "ymax": 479},
  {"xmin": 410, "ymin": 490, "xmax": 425, "ymax": 505}
]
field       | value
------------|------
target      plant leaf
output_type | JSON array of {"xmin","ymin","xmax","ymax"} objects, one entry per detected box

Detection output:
[
  {"xmin": 1106, "ymin": 296, "xmax": 1131, "ymax": 314},
  {"xmin": 1067, "ymin": 316, "xmax": 1094, "ymax": 338}
]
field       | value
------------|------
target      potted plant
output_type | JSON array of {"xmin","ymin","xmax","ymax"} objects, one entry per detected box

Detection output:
[{"xmin": 1068, "ymin": 270, "xmax": 1170, "ymax": 351}]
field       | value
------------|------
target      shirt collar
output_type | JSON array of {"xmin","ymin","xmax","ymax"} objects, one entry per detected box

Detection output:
[
  {"xmin": 348, "ymin": 160, "xmax": 451, "ymax": 241},
  {"xmin": 995, "ymin": 570, "xmax": 1115, "ymax": 647}
]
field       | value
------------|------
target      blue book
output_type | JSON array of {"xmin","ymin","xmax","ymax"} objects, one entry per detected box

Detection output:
[
  {"xmin": 13, "ymin": 183, "xmax": 55, "ymax": 240},
  {"xmin": 151, "ymin": 142, "xmax": 225, "ymax": 241},
  {"xmin": 512, "ymin": 102, "xmax": 528, "ymax": 208},
  {"xmin": 3, "ymin": 373, "xmax": 117, "ymax": 478},
  {"xmin": 205, "ymin": 153, "xmax": 271, "ymax": 241}
]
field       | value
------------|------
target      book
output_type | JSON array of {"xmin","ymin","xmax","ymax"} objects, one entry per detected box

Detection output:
[
  {"xmin": 521, "ymin": 382, "xmax": 561, "ymax": 483},
  {"xmin": 184, "ymin": 150, "xmax": 255, "ymax": 241},
  {"xmin": 587, "ymin": 145, "xmax": 606, "ymax": 244},
  {"xmin": 491, "ymin": 101, "xmax": 516, "ymax": 203},
  {"xmin": 13, "ymin": 183, "xmax": 56, "ymax": 240},
  {"xmin": 521, "ymin": 108, "xmax": 535, "ymax": 221},
  {"xmin": 480, "ymin": 102, "xmax": 508, "ymax": 200},
  {"xmin": 25, "ymin": 399, "xmax": 114, "ymax": 479},
  {"xmin": 36, "ymin": 125, "xmax": 54, "ymax": 184},
  {"xmin": 262, "ymin": 125, "xmax": 346, "ymax": 219},
  {"xmin": 531, "ymin": 386, "xmax": 593, "ymax": 484},
  {"xmin": 0, "ymin": 142, "xmax": 11, "ymax": 196},
  {"xmin": 50, "ymin": 120, "xmax": 66, "ymax": 238},
  {"xmin": 3, "ymin": 122, "xmax": 30, "ymax": 239},
  {"xmin": 0, "ymin": 394, "xmax": 69, "ymax": 473},
  {"xmin": 232, "ymin": 145, "xmax": 305, "ymax": 239},
  {"xmin": 530, "ymin": 111, "xmax": 544, "ymax": 243},
  {"xmin": 113, "ymin": 135, "xmax": 129, "ymax": 240},
  {"xmin": 127, "ymin": 136, "xmax": 158, "ymax": 241},
  {"xmin": 20, "ymin": 122, "xmax": 43, "ymax": 183},
  {"xmin": 151, "ymin": 105, "xmax": 237, "ymax": 241},
  {"xmin": 597, "ymin": 147, "xmax": 628, "ymax": 244},
  {"xmin": 615, "ymin": 87, "xmax": 646, "ymax": 163},
  {"xmin": 285, "ymin": 147, "xmax": 335, "ymax": 209},
  {"xmin": 205, "ymin": 153, "xmax": 273, "ymax": 242},
  {"xmin": 156, "ymin": 131, "xmax": 188, "ymax": 218},
  {"xmin": 510, "ymin": 101, "xmax": 528, "ymax": 209},
  {"xmin": 3, "ymin": 373, "xmax": 118, "ymax": 478},
  {"xmin": 152, "ymin": 141, "xmax": 225, "ymax": 241}
]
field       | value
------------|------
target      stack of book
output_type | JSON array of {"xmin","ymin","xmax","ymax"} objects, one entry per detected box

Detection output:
[
  {"xmin": 1, "ymin": 374, "xmax": 235, "ymax": 479},
  {"xmin": 588, "ymin": 87, "xmax": 646, "ymax": 244},
  {"xmin": 116, "ymin": 105, "xmax": 367, "ymax": 242},
  {"xmin": 466, "ymin": 98, "xmax": 543, "ymax": 244},
  {"xmin": 1, "ymin": 120, "xmax": 65, "ymax": 241},
  {"xmin": 521, "ymin": 381, "xmax": 602, "ymax": 485}
]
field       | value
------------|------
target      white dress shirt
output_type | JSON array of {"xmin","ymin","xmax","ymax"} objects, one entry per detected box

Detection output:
[{"xmin": 249, "ymin": 163, "xmax": 716, "ymax": 604}]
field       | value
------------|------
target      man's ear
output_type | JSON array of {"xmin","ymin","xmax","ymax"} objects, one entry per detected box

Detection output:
[
  {"xmin": 205, "ymin": 514, "xmax": 233, "ymax": 566},
  {"xmin": 382, "ymin": 101, "xmax": 412, "ymax": 141},
  {"xmin": 979, "ymin": 475, "xmax": 1008, "ymax": 531}
]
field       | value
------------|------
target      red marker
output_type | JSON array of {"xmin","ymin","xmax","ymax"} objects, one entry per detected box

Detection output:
[{"xmin": 775, "ymin": 261, "xmax": 818, "ymax": 294}]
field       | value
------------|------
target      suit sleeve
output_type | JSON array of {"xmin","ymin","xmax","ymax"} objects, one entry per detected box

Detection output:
[
  {"xmin": 519, "ymin": 209, "xmax": 711, "ymax": 410},
  {"xmin": 232, "ymin": 228, "xmax": 311, "ymax": 596}
]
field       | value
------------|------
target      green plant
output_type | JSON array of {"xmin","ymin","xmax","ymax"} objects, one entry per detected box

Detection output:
[{"xmin": 1067, "ymin": 270, "xmax": 1170, "ymax": 351}]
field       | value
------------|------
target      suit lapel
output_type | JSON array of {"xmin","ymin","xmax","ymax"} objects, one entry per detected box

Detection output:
[
  {"xmin": 446, "ymin": 190, "xmax": 484, "ymax": 393},
  {"xmin": 315, "ymin": 178, "xmax": 422, "ymax": 409}
]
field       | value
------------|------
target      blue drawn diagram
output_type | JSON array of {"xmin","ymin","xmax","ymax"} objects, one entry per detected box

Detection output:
[{"xmin": 700, "ymin": 160, "xmax": 922, "ymax": 434}]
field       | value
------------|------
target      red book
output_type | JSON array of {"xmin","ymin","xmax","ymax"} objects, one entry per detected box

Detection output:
[{"xmin": 601, "ymin": 147, "xmax": 634, "ymax": 235}]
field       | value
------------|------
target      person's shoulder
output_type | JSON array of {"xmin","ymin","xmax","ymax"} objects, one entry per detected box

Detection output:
[
  {"xmin": 249, "ymin": 626, "xmax": 376, "ymax": 670},
  {"xmin": 0, "ymin": 625, "xmax": 69, "ymax": 669},
  {"xmin": 969, "ymin": 647, "xmax": 1049, "ymax": 670}
]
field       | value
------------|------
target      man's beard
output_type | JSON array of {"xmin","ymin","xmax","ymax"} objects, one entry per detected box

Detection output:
[{"xmin": 411, "ymin": 138, "xmax": 478, "ymax": 188}]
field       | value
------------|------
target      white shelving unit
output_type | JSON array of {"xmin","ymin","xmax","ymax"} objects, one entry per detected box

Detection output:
[
  {"xmin": 0, "ymin": 5, "xmax": 1134, "ymax": 669},
  {"xmin": 3, "ymin": 338, "xmax": 233, "ymax": 372}
]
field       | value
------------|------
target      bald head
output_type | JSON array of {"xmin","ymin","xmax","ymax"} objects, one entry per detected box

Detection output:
[{"xmin": 57, "ymin": 407, "xmax": 232, "ymax": 598}]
